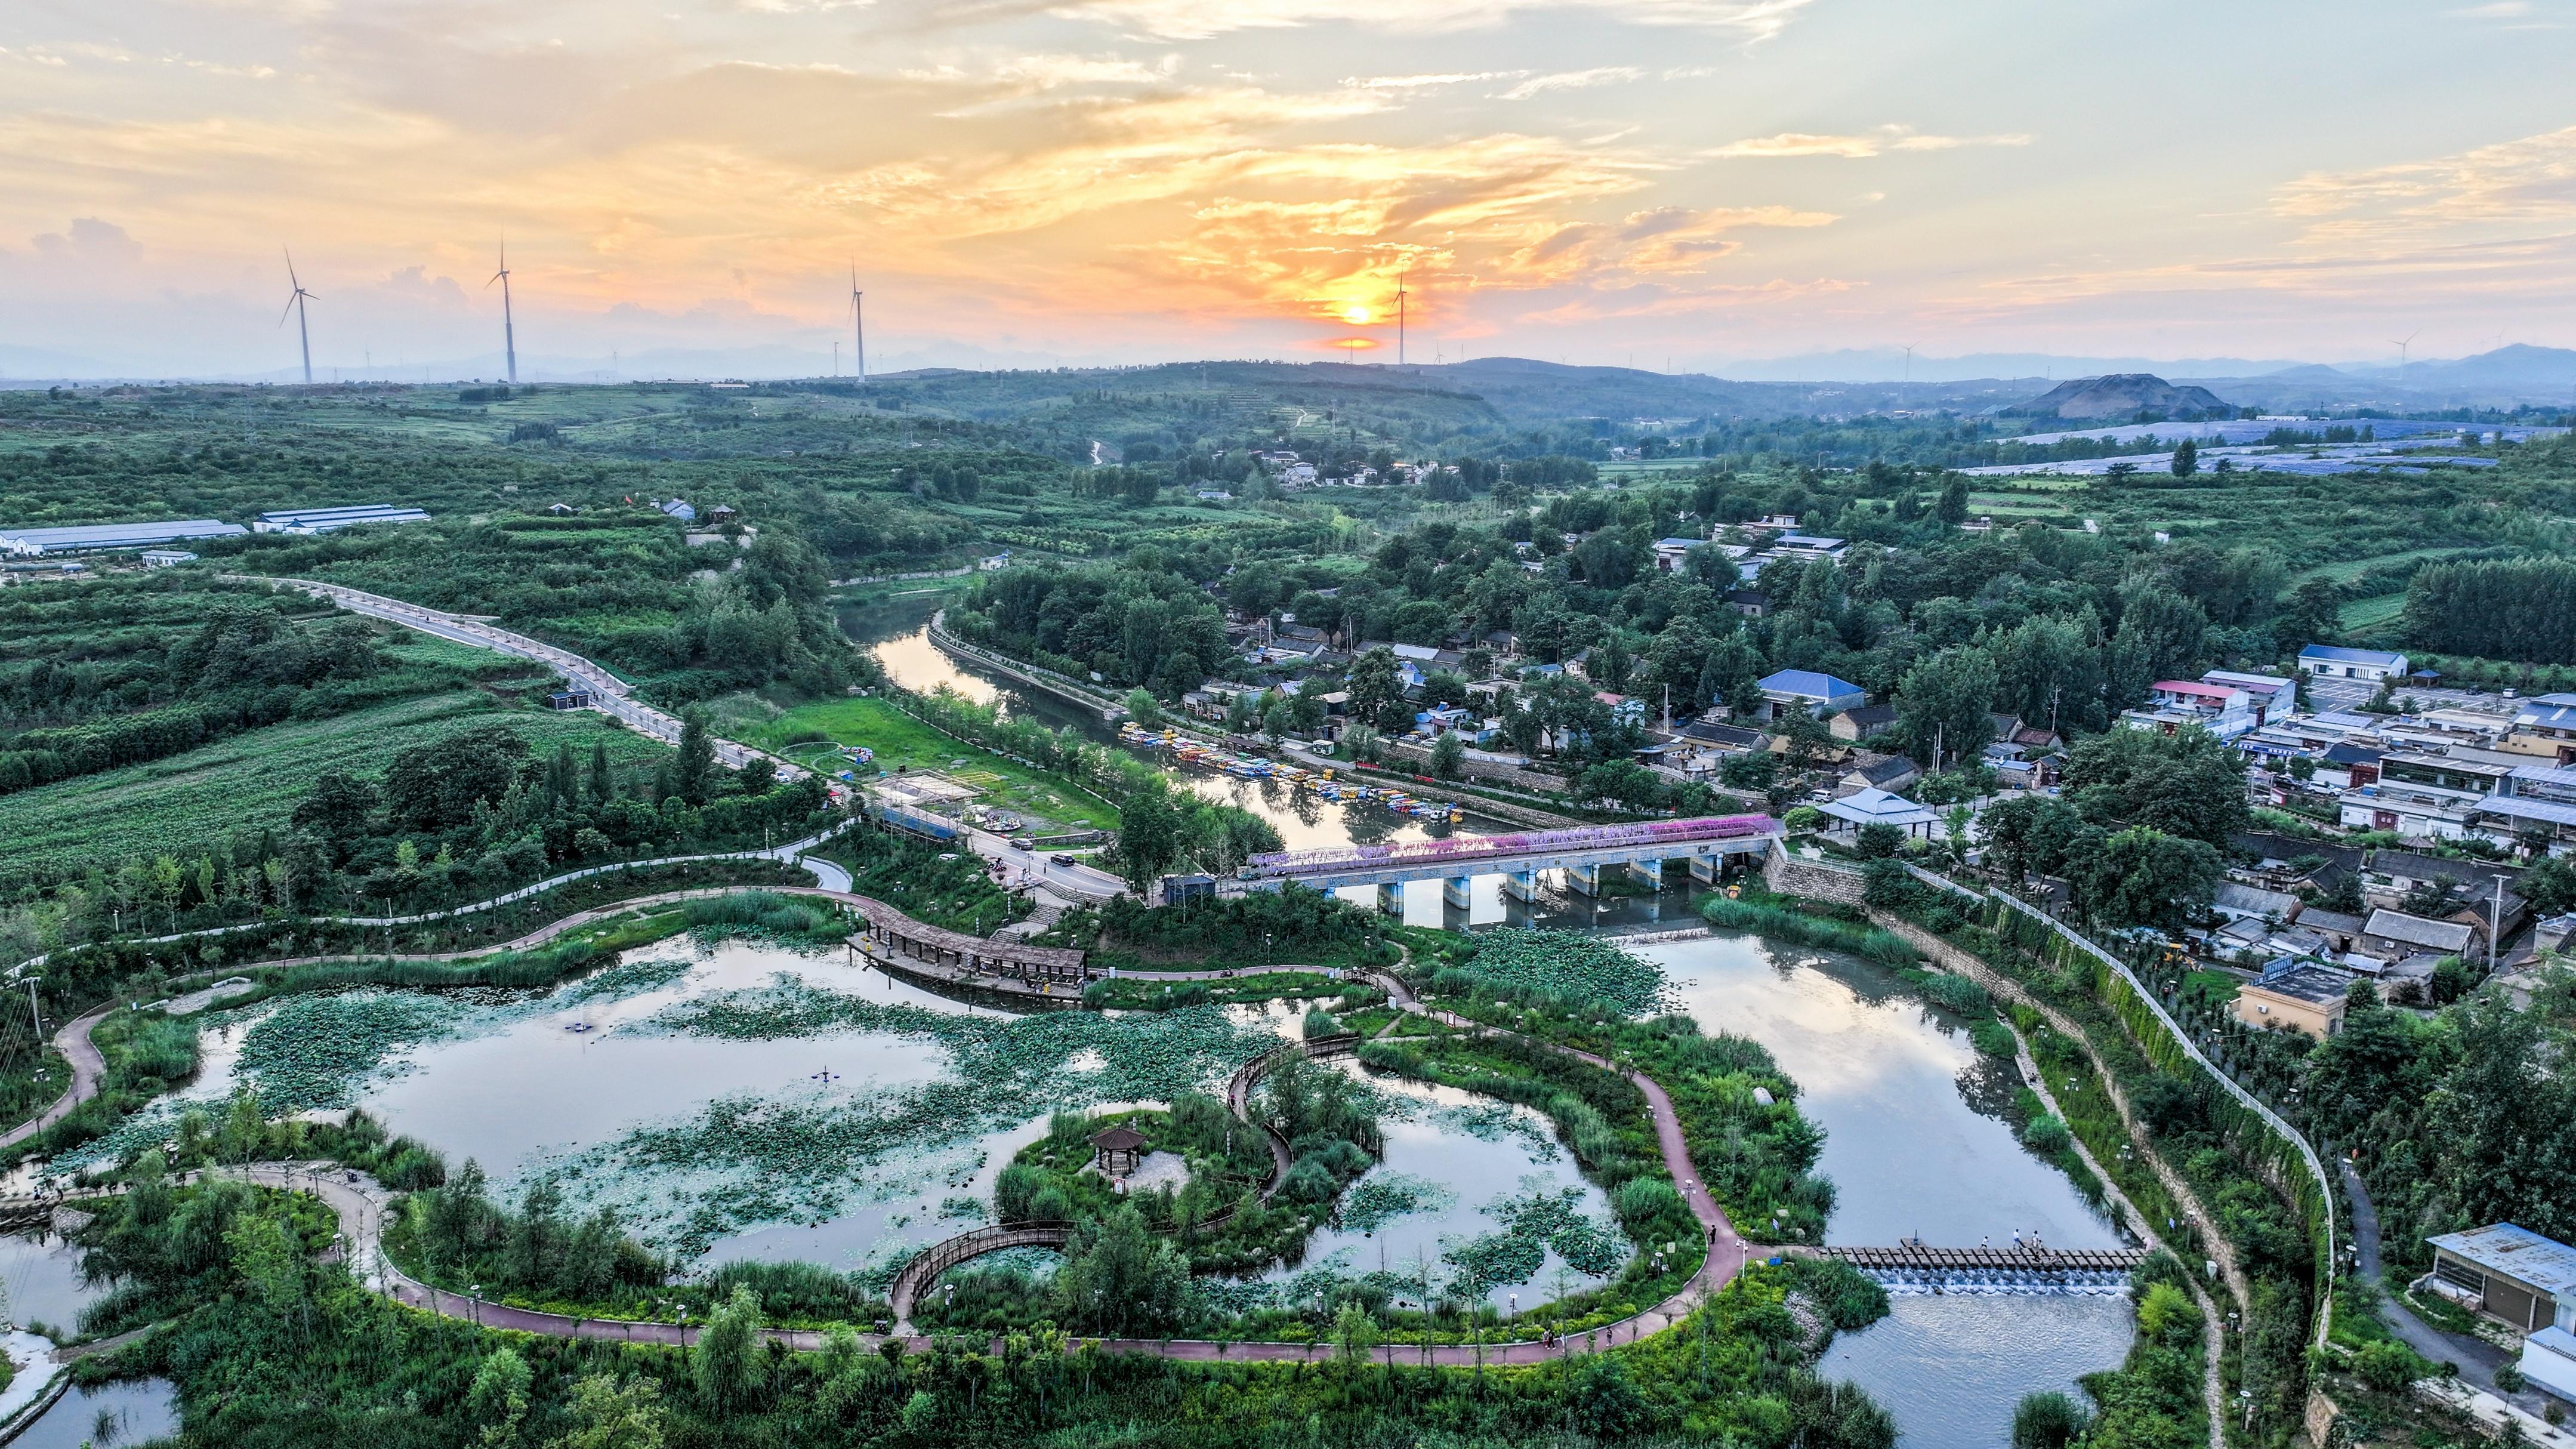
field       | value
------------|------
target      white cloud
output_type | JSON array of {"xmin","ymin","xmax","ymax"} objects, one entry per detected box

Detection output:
[
  {"xmin": 1707, "ymin": 125, "xmax": 2031, "ymax": 158},
  {"xmin": 1495, "ymin": 66, "xmax": 1643, "ymax": 100},
  {"xmin": 1040, "ymin": 0, "xmax": 1815, "ymax": 41},
  {"xmin": 990, "ymin": 51, "xmax": 1178, "ymax": 87},
  {"xmin": 1341, "ymin": 70, "xmax": 1529, "ymax": 90}
]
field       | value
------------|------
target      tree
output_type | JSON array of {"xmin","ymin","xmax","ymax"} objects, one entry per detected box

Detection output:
[
  {"xmin": 674, "ymin": 709, "xmax": 717, "ymax": 806},
  {"xmin": 468, "ymin": 1347, "xmax": 533, "ymax": 1448},
  {"xmin": 1855, "ymin": 822, "xmax": 1906, "ymax": 859},
  {"xmin": 693, "ymin": 1285, "xmax": 768, "ymax": 1411},
  {"xmin": 2012, "ymin": 1391, "xmax": 2091, "ymax": 1449},
  {"xmin": 1125, "ymin": 687, "xmax": 1163, "ymax": 726},
  {"xmin": 1895, "ymin": 646, "xmax": 1998, "ymax": 770},
  {"xmin": 2060, "ymin": 726, "xmax": 2249, "ymax": 849},
  {"xmin": 1933, "ymin": 475, "xmax": 1969, "ymax": 526},
  {"xmin": 1113, "ymin": 787, "xmax": 1184, "ymax": 891},
  {"xmin": 1053, "ymin": 1205, "xmax": 1196, "ymax": 1336},
  {"xmin": 1344, "ymin": 647, "xmax": 1412, "ymax": 732},
  {"xmin": 2170, "ymin": 437, "xmax": 2199, "ymax": 477},
  {"xmin": 292, "ymin": 770, "xmax": 377, "ymax": 851},
  {"xmin": 588, "ymin": 740, "xmax": 616, "ymax": 805},
  {"xmin": 1430, "ymin": 730, "xmax": 1466, "ymax": 780},
  {"xmin": 555, "ymin": 1375, "xmax": 667, "ymax": 1449},
  {"xmin": 2077, "ymin": 825, "xmax": 2222, "ymax": 930}
]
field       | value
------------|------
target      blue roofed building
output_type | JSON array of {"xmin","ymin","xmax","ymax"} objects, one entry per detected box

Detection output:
[
  {"xmin": 1757, "ymin": 670, "xmax": 1867, "ymax": 723},
  {"xmin": 2299, "ymin": 644, "xmax": 2410, "ymax": 682}
]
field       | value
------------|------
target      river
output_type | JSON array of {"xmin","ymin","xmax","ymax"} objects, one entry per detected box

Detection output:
[{"xmin": 840, "ymin": 594, "xmax": 2140, "ymax": 1447}]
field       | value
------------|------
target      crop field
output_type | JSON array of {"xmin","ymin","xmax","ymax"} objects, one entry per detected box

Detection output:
[
  {"xmin": 2337, "ymin": 591, "xmax": 2408, "ymax": 637},
  {"xmin": 751, "ymin": 695, "xmax": 1120, "ymax": 831},
  {"xmin": 2291, "ymin": 544, "xmax": 2489, "ymax": 584},
  {"xmin": 0, "ymin": 690, "xmax": 668, "ymax": 887}
]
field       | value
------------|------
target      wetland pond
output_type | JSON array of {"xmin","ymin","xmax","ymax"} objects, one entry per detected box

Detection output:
[
  {"xmin": 843, "ymin": 588, "xmax": 2139, "ymax": 1444},
  {"xmin": 1631, "ymin": 930, "xmax": 2140, "ymax": 1449}
]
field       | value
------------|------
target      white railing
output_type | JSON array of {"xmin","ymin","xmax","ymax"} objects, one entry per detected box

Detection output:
[{"xmin": 1988, "ymin": 887, "xmax": 2337, "ymax": 1348}]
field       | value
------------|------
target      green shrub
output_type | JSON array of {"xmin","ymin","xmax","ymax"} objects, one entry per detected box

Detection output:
[
  {"xmin": 1969, "ymin": 1020, "xmax": 2017, "ymax": 1058},
  {"xmin": 2020, "ymin": 1115, "xmax": 2071, "ymax": 1155},
  {"xmin": 1918, "ymin": 972, "xmax": 1992, "ymax": 1016}
]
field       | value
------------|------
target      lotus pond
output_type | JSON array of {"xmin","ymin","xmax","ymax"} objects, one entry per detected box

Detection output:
[
  {"xmin": 74, "ymin": 936, "xmax": 1292, "ymax": 1282},
  {"xmin": 1231, "ymin": 1064, "xmax": 1627, "ymax": 1313}
]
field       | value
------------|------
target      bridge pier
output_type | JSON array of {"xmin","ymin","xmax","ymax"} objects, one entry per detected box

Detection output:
[
  {"xmin": 1566, "ymin": 862, "xmax": 1601, "ymax": 896},
  {"xmin": 1687, "ymin": 854, "xmax": 1720, "ymax": 884},
  {"xmin": 1376, "ymin": 882, "xmax": 1405, "ymax": 915},
  {"xmin": 1501, "ymin": 869, "xmax": 1538, "ymax": 903},
  {"xmin": 1626, "ymin": 857, "xmax": 1665, "ymax": 888},
  {"xmin": 1440, "ymin": 876, "xmax": 1474, "ymax": 911}
]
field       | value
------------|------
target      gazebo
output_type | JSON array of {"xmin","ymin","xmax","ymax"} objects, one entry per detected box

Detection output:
[{"xmin": 1090, "ymin": 1123, "xmax": 1147, "ymax": 1177}]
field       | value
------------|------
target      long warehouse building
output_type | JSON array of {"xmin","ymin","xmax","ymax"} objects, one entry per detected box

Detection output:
[
  {"xmin": 0, "ymin": 520, "xmax": 248, "ymax": 557},
  {"xmin": 253, "ymin": 504, "xmax": 430, "ymax": 534}
]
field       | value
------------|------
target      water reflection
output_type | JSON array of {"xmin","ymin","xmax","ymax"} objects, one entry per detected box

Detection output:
[
  {"xmin": 7, "ymin": 1377, "xmax": 180, "ymax": 1449},
  {"xmin": 1266, "ymin": 1065, "xmax": 1620, "ymax": 1309},
  {"xmin": 1633, "ymin": 933, "xmax": 2121, "ymax": 1251},
  {"xmin": 1819, "ymin": 1294, "xmax": 2137, "ymax": 1449},
  {"xmin": 0, "ymin": 1233, "xmax": 103, "ymax": 1336}
]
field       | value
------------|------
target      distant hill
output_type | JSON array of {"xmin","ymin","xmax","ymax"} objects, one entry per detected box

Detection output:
[
  {"xmin": 2011, "ymin": 373, "xmax": 2235, "ymax": 421},
  {"xmin": 2378, "ymin": 344, "xmax": 2576, "ymax": 391}
]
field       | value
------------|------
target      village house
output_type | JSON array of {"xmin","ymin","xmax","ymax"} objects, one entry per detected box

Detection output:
[
  {"xmin": 1756, "ymin": 670, "xmax": 1867, "ymax": 722},
  {"xmin": 1815, "ymin": 787, "xmax": 1938, "ymax": 841},
  {"xmin": 2231, "ymin": 958, "xmax": 2350, "ymax": 1038},
  {"xmin": 1829, "ymin": 702, "xmax": 1899, "ymax": 742},
  {"xmin": 1837, "ymin": 753, "xmax": 1921, "ymax": 798},
  {"xmin": 2299, "ymin": 643, "xmax": 2411, "ymax": 682},
  {"xmin": 2424, "ymin": 1223, "xmax": 2576, "ymax": 1340}
]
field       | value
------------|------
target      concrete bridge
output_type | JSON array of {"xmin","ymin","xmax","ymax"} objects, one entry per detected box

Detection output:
[{"xmin": 1233, "ymin": 815, "xmax": 1781, "ymax": 908}]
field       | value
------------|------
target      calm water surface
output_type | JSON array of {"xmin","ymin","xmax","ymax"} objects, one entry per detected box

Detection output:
[
  {"xmin": 1820, "ymin": 1294, "xmax": 2138, "ymax": 1449},
  {"xmin": 8, "ymin": 1377, "xmax": 179, "ymax": 1449},
  {"xmin": 0, "ymin": 1232, "xmax": 104, "ymax": 1336},
  {"xmin": 1266, "ymin": 1065, "xmax": 1621, "ymax": 1309}
]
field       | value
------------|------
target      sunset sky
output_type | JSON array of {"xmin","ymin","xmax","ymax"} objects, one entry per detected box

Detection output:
[{"xmin": 5, "ymin": 0, "xmax": 2574, "ymax": 378}]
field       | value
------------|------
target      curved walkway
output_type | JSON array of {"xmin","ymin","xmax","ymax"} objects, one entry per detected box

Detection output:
[
  {"xmin": 21, "ymin": 920, "xmax": 1746, "ymax": 1367},
  {"xmin": 184, "ymin": 994, "xmax": 1747, "ymax": 1368},
  {"xmin": 0, "ymin": 1006, "xmax": 112, "ymax": 1152},
  {"xmin": 1869, "ymin": 910, "xmax": 2256, "ymax": 1321}
]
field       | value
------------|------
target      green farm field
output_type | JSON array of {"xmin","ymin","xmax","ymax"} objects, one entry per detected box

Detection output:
[
  {"xmin": 748, "ymin": 695, "xmax": 1121, "ymax": 831},
  {"xmin": 0, "ymin": 691, "xmax": 669, "ymax": 887}
]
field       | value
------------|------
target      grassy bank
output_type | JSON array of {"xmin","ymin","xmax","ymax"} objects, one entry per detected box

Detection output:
[
  {"xmin": 750, "ymin": 695, "xmax": 1121, "ymax": 832},
  {"xmin": 1699, "ymin": 892, "xmax": 1920, "ymax": 967}
]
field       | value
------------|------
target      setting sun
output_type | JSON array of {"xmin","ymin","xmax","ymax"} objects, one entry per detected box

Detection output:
[{"xmin": 1341, "ymin": 304, "xmax": 1370, "ymax": 325}]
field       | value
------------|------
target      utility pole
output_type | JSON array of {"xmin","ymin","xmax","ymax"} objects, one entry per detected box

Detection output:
[{"xmin": 2491, "ymin": 874, "xmax": 2507, "ymax": 971}]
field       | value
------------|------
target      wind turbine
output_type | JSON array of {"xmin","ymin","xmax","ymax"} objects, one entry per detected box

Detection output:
[
  {"xmin": 488, "ymin": 238, "xmax": 519, "ymax": 384},
  {"xmin": 279, "ymin": 249, "xmax": 316, "ymax": 385},
  {"xmin": 2392, "ymin": 330, "xmax": 2419, "ymax": 383},
  {"xmin": 847, "ymin": 264, "xmax": 866, "ymax": 387},
  {"xmin": 1396, "ymin": 265, "xmax": 1408, "ymax": 368}
]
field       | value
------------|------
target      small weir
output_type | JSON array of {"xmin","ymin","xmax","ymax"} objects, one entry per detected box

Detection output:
[{"xmin": 1810, "ymin": 1241, "xmax": 2148, "ymax": 1296}]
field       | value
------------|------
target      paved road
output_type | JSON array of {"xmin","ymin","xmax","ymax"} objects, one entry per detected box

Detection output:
[
  {"xmin": 2341, "ymin": 1160, "xmax": 2559, "ymax": 1414},
  {"xmin": 239, "ymin": 576, "xmax": 800, "ymax": 777},
  {"xmin": 0, "ymin": 1005, "xmax": 112, "ymax": 1152}
]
